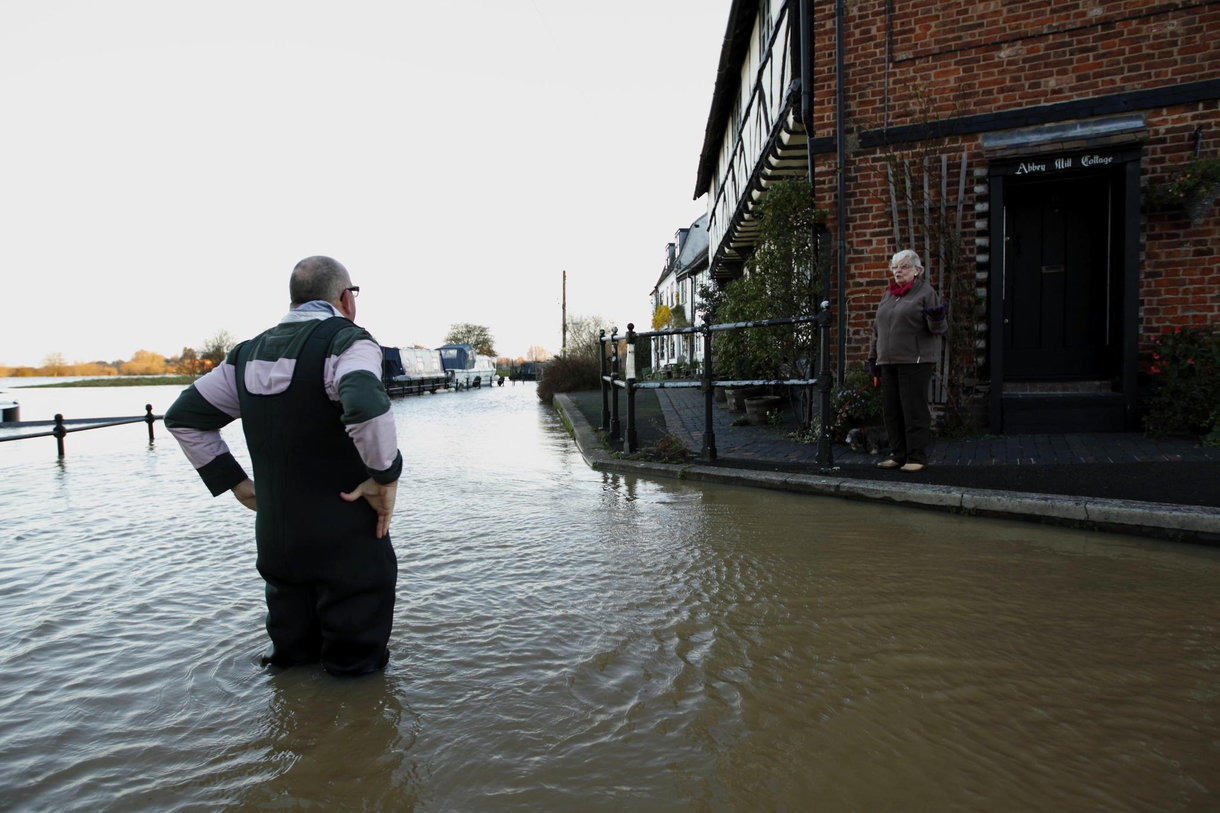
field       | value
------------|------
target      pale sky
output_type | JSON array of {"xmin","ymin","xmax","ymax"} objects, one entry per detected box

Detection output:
[{"xmin": 0, "ymin": 0, "xmax": 730, "ymax": 367}]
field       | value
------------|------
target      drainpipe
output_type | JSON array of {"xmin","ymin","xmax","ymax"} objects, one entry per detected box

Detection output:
[
  {"xmin": 835, "ymin": 0, "xmax": 848, "ymax": 379},
  {"xmin": 800, "ymin": 0, "xmax": 831, "ymax": 467}
]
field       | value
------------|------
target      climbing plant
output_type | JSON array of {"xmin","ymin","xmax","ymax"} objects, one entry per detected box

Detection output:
[{"xmin": 710, "ymin": 178, "xmax": 827, "ymax": 429}]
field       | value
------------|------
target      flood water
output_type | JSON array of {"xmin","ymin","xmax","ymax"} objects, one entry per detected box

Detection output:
[{"xmin": 1, "ymin": 380, "xmax": 1218, "ymax": 811}]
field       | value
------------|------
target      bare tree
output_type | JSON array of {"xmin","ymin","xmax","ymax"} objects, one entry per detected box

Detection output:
[
  {"xmin": 41, "ymin": 352, "xmax": 67, "ymax": 376},
  {"xmin": 564, "ymin": 315, "xmax": 613, "ymax": 361},
  {"xmin": 198, "ymin": 329, "xmax": 237, "ymax": 370}
]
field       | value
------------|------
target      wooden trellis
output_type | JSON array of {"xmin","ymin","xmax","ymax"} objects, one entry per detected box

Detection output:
[{"xmin": 886, "ymin": 152, "xmax": 968, "ymax": 404}]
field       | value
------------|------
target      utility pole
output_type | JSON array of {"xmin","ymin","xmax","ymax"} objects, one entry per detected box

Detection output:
[{"xmin": 562, "ymin": 270, "xmax": 568, "ymax": 355}]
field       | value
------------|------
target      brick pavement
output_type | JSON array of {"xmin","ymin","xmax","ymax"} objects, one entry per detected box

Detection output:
[{"xmin": 654, "ymin": 388, "xmax": 1220, "ymax": 467}]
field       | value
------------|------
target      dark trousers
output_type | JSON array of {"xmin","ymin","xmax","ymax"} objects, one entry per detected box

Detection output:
[
  {"xmin": 261, "ymin": 560, "xmax": 396, "ymax": 677},
  {"xmin": 879, "ymin": 362, "xmax": 934, "ymax": 465}
]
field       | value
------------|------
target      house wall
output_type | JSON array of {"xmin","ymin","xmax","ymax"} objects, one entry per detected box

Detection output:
[
  {"xmin": 653, "ymin": 270, "xmax": 705, "ymax": 368},
  {"xmin": 803, "ymin": 0, "xmax": 1220, "ymax": 373},
  {"xmin": 706, "ymin": 0, "xmax": 796, "ymax": 268}
]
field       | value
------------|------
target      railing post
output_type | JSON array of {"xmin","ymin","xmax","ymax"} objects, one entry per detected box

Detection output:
[
  {"xmin": 599, "ymin": 330, "xmax": 609, "ymax": 431},
  {"xmin": 145, "ymin": 404, "xmax": 155, "ymax": 442},
  {"xmin": 625, "ymin": 324, "xmax": 637, "ymax": 453},
  {"xmin": 817, "ymin": 300, "xmax": 834, "ymax": 468},
  {"xmin": 53, "ymin": 413, "xmax": 66, "ymax": 458},
  {"xmin": 702, "ymin": 319, "xmax": 717, "ymax": 461},
  {"xmin": 609, "ymin": 327, "xmax": 621, "ymax": 443}
]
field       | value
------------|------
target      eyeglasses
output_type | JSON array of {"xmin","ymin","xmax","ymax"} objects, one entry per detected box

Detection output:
[{"xmin": 345, "ymin": 286, "xmax": 360, "ymax": 298}]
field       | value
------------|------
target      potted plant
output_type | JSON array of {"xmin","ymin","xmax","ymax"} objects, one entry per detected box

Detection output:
[
  {"xmin": 744, "ymin": 395, "xmax": 785, "ymax": 425},
  {"xmin": 1147, "ymin": 156, "xmax": 1220, "ymax": 226}
]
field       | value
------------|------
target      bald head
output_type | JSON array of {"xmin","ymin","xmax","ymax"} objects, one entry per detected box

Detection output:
[{"xmin": 290, "ymin": 256, "xmax": 350, "ymax": 306}]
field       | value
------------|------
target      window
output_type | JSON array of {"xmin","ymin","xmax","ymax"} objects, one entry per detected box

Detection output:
[{"xmin": 758, "ymin": 0, "xmax": 773, "ymax": 55}]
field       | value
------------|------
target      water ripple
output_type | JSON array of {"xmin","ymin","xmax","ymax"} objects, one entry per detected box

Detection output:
[{"xmin": 1, "ymin": 383, "xmax": 1219, "ymax": 810}]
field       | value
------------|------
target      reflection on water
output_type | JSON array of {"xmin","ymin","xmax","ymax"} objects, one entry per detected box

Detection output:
[{"xmin": 1, "ymin": 382, "xmax": 1218, "ymax": 811}]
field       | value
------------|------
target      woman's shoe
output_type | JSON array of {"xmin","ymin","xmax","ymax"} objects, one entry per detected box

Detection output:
[
  {"xmin": 900, "ymin": 462, "xmax": 925, "ymax": 472},
  {"xmin": 877, "ymin": 458, "xmax": 901, "ymax": 469}
]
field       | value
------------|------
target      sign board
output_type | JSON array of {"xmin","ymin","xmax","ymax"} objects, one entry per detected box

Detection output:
[{"xmin": 991, "ymin": 147, "xmax": 1142, "ymax": 177}]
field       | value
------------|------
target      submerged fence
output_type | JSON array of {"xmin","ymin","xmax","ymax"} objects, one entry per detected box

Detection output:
[
  {"xmin": 0, "ymin": 405, "xmax": 162, "ymax": 458},
  {"xmin": 598, "ymin": 303, "xmax": 835, "ymax": 468}
]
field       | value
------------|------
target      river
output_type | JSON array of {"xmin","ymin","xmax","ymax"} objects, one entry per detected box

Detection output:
[{"xmin": 0, "ymin": 380, "xmax": 1217, "ymax": 811}]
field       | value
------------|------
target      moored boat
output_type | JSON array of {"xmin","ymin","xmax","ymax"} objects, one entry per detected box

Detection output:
[{"xmin": 437, "ymin": 344, "xmax": 500, "ymax": 389}]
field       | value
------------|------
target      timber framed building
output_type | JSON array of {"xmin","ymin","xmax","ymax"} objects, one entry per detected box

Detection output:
[{"xmin": 694, "ymin": 0, "xmax": 1219, "ymax": 433}]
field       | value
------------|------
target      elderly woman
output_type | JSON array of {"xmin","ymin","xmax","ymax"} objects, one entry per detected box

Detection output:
[{"xmin": 867, "ymin": 249, "xmax": 948, "ymax": 472}]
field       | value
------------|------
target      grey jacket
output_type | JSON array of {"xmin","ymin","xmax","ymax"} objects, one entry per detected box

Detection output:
[{"xmin": 868, "ymin": 276, "xmax": 949, "ymax": 365}]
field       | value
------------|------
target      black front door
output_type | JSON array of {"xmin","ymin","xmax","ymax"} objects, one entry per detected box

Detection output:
[{"xmin": 1003, "ymin": 176, "xmax": 1113, "ymax": 380}]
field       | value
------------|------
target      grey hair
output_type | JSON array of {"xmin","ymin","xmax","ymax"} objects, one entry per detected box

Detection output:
[
  {"xmin": 890, "ymin": 249, "xmax": 923, "ymax": 271},
  {"xmin": 289, "ymin": 256, "xmax": 350, "ymax": 306}
]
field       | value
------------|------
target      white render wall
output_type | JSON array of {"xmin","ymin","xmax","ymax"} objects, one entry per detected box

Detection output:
[{"xmin": 706, "ymin": 0, "xmax": 794, "ymax": 269}]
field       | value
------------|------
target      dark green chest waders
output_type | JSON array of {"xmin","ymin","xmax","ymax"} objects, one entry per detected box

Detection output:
[{"xmin": 235, "ymin": 316, "xmax": 396, "ymax": 676}]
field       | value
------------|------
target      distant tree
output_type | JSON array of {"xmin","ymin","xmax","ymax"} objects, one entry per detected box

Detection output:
[
  {"xmin": 42, "ymin": 352, "xmax": 67, "ymax": 376},
  {"xmin": 198, "ymin": 329, "xmax": 237, "ymax": 369},
  {"xmin": 525, "ymin": 345, "xmax": 550, "ymax": 362},
  {"xmin": 121, "ymin": 350, "xmax": 168, "ymax": 376},
  {"xmin": 444, "ymin": 323, "xmax": 496, "ymax": 356},
  {"xmin": 74, "ymin": 361, "xmax": 116, "ymax": 376},
  {"xmin": 175, "ymin": 347, "xmax": 202, "ymax": 376}
]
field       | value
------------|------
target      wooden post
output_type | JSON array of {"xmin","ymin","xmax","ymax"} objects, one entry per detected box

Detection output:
[
  {"xmin": 145, "ymin": 404, "xmax": 155, "ymax": 442},
  {"xmin": 888, "ymin": 163, "xmax": 901, "ymax": 250}
]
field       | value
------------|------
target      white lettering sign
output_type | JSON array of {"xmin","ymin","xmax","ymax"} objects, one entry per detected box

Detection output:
[{"xmin": 1013, "ymin": 153, "xmax": 1118, "ymax": 175}]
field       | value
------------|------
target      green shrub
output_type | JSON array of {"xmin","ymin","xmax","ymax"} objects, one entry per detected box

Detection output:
[
  {"xmin": 537, "ymin": 355, "xmax": 601, "ymax": 403},
  {"xmin": 1203, "ymin": 408, "xmax": 1220, "ymax": 447},
  {"xmin": 1144, "ymin": 326, "xmax": 1220, "ymax": 435},
  {"xmin": 831, "ymin": 363, "xmax": 882, "ymax": 440},
  {"xmin": 1146, "ymin": 156, "xmax": 1220, "ymax": 207}
]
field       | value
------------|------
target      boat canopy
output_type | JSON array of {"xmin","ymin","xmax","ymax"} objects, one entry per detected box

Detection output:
[
  {"xmin": 437, "ymin": 344, "xmax": 476, "ymax": 371},
  {"xmin": 381, "ymin": 346, "xmax": 406, "ymax": 378}
]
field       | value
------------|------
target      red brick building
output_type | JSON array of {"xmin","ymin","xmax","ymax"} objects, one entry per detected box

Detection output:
[{"xmin": 693, "ymin": 0, "xmax": 1219, "ymax": 432}]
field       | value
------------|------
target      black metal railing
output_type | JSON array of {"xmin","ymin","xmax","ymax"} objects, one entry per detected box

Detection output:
[
  {"xmin": 0, "ymin": 405, "xmax": 162, "ymax": 458},
  {"xmin": 598, "ymin": 303, "xmax": 834, "ymax": 468}
]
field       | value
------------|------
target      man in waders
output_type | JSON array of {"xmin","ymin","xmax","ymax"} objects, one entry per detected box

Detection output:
[{"xmin": 166, "ymin": 256, "xmax": 401, "ymax": 676}]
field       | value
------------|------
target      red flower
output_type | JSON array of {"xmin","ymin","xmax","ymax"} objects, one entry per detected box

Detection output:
[
  {"xmin": 1150, "ymin": 365, "xmax": 1162, "ymax": 374},
  {"xmin": 1187, "ymin": 359, "xmax": 1195, "ymax": 365}
]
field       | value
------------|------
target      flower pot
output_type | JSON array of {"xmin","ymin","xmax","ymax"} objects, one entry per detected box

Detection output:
[
  {"xmin": 725, "ymin": 386, "xmax": 766, "ymax": 411},
  {"xmin": 744, "ymin": 395, "xmax": 784, "ymax": 425},
  {"xmin": 1184, "ymin": 181, "xmax": 1220, "ymax": 227},
  {"xmin": 713, "ymin": 386, "xmax": 727, "ymax": 403}
]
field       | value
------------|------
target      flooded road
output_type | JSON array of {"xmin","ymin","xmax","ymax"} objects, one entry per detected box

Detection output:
[{"xmin": 1, "ymin": 381, "xmax": 1218, "ymax": 811}]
